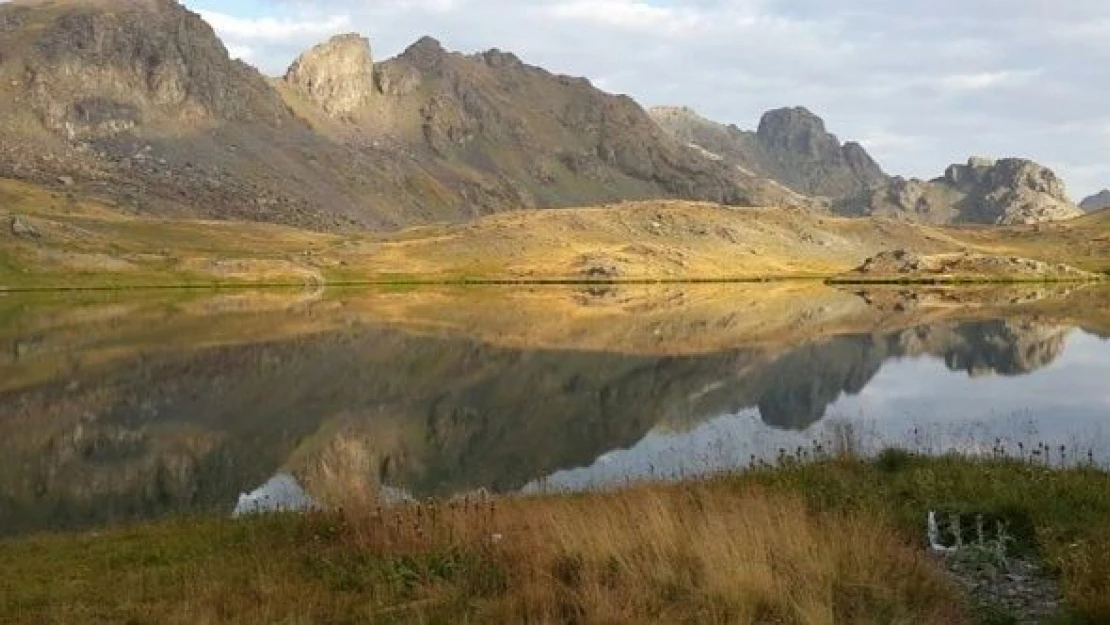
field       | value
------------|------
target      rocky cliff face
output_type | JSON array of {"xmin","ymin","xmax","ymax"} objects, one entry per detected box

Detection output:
[
  {"xmin": 1080, "ymin": 190, "xmax": 1110, "ymax": 212},
  {"xmin": 841, "ymin": 157, "xmax": 1085, "ymax": 225},
  {"xmin": 0, "ymin": 0, "xmax": 803, "ymax": 232},
  {"xmin": 9, "ymin": 0, "xmax": 291, "ymax": 139},
  {"xmin": 345, "ymin": 38, "xmax": 808, "ymax": 211},
  {"xmin": 649, "ymin": 105, "xmax": 888, "ymax": 198},
  {"xmin": 284, "ymin": 34, "xmax": 375, "ymax": 118}
]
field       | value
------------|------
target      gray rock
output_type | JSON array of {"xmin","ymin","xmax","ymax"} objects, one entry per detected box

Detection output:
[
  {"xmin": 284, "ymin": 33, "xmax": 376, "ymax": 118},
  {"xmin": 1080, "ymin": 189, "xmax": 1110, "ymax": 212},
  {"xmin": 844, "ymin": 157, "xmax": 1084, "ymax": 225},
  {"xmin": 10, "ymin": 215, "xmax": 40, "ymax": 239},
  {"xmin": 649, "ymin": 105, "xmax": 888, "ymax": 198}
]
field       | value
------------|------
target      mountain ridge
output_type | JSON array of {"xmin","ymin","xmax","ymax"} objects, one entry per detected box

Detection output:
[
  {"xmin": 842, "ymin": 156, "xmax": 1085, "ymax": 225},
  {"xmin": 0, "ymin": 0, "xmax": 806, "ymax": 232},
  {"xmin": 1081, "ymin": 190, "xmax": 1110, "ymax": 212},
  {"xmin": 649, "ymin": 105, "xmax": 887, "ymax": 199},
  {"xmin": 0, "ymin": 0, "xmax": 1093, "ymax": 234}
]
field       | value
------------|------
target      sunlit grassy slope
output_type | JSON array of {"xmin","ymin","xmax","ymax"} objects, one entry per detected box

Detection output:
[{"xmin": 2, "ymin": 177, "xmax": 1108, "ymax": 287}]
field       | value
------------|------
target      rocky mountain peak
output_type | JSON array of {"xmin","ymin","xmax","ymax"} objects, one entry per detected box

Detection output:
[
  {"xmin": 2, "ymin": 0, "xmax": 291, "ymax": 139},
  {"xmin": 285, "ymin": 33, "xmax": 375, "ymax": 118},
  {"xmin": 944, "ymin": 157, "xmax": 1069, "ymax": 203},
  {"xmin": 399, "ymin": 36, "xmax": 449, "ymax": 70},
  {"xmin": 756, "ymin": 106, "xmax": 834, "ymax": 154},
  {"xmin": 1080, "ymin": 189, "xmax": 1110, "ymax": 212},
  {"xmin": 649, "ymin": 104, "xmax": 888, "ymax": 198},
  {"xmin": 847, "ymin": 156, "xmax": 1083, "ymax": 225},
  {"xmin": 479, "ymin": 48, "xmax": 524, "ymax": 68}
]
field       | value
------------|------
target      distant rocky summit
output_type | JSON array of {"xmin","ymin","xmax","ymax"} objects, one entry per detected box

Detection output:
[
  {"xmin": 1080, "ymin": 190, "xmax": 1110, "ymax": 212},
  {"xmin": 840, "ymin": 157, "xmax": 1085, "ymax": 225},
  {"xmin": 650, "ymin": 105, "xmax": 887, "ymax": 198},
  {"xmin": 651, "ymin": 106, "xmax": 1086, "ymax": 227},
  {"xmin": 284, "ymin": 34, "xmax": 376, "ymax": 118}
]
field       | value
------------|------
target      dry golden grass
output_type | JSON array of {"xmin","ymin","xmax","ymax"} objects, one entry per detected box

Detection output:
[
  {"xmin": 464, "ymin": 487, "xmax": 962, "ymax": 624},
  {"xmin": 3, "ymin": 174, "xmax": 1108, "ymax": 286},
  {"xmin": 0, "ymin": 485, "xmax": 964, "ymax": 624},
  {"xmin": 9, "ymin": 453, "xmax": 1110, "ymax": 623}
]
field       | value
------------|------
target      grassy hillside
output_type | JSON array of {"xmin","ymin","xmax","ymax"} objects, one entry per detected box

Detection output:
[{"xmin": 1, "ymin": 177, "xmax": 1107, "ymax": 288}]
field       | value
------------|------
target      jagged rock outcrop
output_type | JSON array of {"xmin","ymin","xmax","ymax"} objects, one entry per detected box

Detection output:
[
  {"xmin": 0, "ymin": 0, "xmax": 806, "ymax": 232},
  {"xmin": 840, "ymin": 249, "xmax": 1097, "ymax": 282},
  {"xmin": 1080, "ymin": 190, "xmax": 1110, "ymax": 212},
  {"xmin": 841, "ymin": 157, "xmax": 1085, "ymax": 225},
  {"xmin": 284, "ymin": 34, "xmax": 375, "ymax": 118},
  {"xmin": 649, "ymin": 105, "xmax": 888, "ymax": 198},
  {"xmin": 9, "ymin": 0, "xmax": 291, "ymax": 139}
]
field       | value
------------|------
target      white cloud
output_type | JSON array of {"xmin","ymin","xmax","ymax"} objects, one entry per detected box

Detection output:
[
  {"xmin": 542, "ymin": 0, "xmax": 704, "ymax": 35},
  {"xmin": 183, "ymin": 0, "xmax": 1110, "ymax": 197},
  {"xmin": 937, "ymin": 70, "xmax": 1040, "ymax": 93},
  {"xmin": 198, "ymin": 10, "xmax": 352, "ymax": 44},
  {"xmin": 225, "ymin": 44, "xmax": 255, "ymax": 61}
]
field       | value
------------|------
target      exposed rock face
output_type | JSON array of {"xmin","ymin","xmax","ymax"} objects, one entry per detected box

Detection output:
[
  {"xmin": 756, "ymin": 107, "xmax": 887, "ymax": 197},
  {"xmin": 10, "ymin": 0, "xmax": 291, "ymax": 139},
  {"xmin": 1080, "ymin": 190, "xmax": 1110, "ymax": 212},
  {"xmin": 649, "ymin": 105, "xmax": 888, "ymax": 198},
  {"xmin": 842, "ymin": 158, "xmax": 1085, "ymax": 225},
  {"xmin": 0, "ymin": 0, "xmax": 805, "ymax": 231},
  {"xmin": 284, "ymin": 34, "xmax": 375, "ymax": 118},
  {"xmin": 841, "ymin": 249, "xmax": 1096, "ymax": 281},
  {"xmin": 9, "ymin": 215, "xmax": 40, "ymax": 239}
]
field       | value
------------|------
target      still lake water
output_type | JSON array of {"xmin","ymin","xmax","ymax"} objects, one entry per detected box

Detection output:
[{"xmin": 1, "ymin": 284, "xmax": 1108, "ymax": 534}]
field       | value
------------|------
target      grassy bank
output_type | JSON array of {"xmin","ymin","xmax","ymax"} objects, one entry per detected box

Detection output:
[
  {"xmin": 2, "ymin": 455, "xmax": 1108, "ymax": 624},
  {"xmin": 6, "ymin": 177, "xmax": 1110, "ymax": 288}
]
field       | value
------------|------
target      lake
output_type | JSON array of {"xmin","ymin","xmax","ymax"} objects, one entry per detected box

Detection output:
[{"xmin": 1, "ymin": 283, "xmax": 1108, "ymax": 535}]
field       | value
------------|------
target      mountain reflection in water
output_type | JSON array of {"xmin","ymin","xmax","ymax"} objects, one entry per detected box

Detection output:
[{"xmin": 0, "ymin": 284, "xmax": 1108, "ymax": 535}]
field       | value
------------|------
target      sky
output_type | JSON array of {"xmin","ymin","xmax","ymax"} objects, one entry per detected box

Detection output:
[{"xmin": 184, "ymin": 1, "xmax": 1110, "ymax": 197}]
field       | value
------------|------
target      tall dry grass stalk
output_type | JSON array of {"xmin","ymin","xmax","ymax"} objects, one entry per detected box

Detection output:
[{"xmin": 320, "ymin": 484, "xmax": 964, "ymax": 624}]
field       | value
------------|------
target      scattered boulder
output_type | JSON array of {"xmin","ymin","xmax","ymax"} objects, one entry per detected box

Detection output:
[{"xmin": 9, "ymin": 215, "xmax": 40, "ymax": 239}]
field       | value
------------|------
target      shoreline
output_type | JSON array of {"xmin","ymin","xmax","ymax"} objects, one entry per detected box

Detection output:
[{"xmin": 2, "ymin": 272, "xmax": 1105, "ymax": 293}]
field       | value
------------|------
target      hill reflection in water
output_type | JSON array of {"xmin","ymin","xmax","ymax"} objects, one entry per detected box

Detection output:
[{"xmin": 0, "ymin": 284, "xmax": 1108, "ymax": 535}]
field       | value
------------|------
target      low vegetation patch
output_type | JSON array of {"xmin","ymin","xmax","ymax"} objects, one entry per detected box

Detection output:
[{"xmin": 1, "ymin": 455, "xmax": 1108, "ymax": 623}]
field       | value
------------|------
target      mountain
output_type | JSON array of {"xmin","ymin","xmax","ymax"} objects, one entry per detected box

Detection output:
[
  {"xmin": 840, "ymin": 157, "xmax": 1085, "ymax": 225},
  {"xmin": 649, "ymin": 105, "xmax": 888, "ymax": 198},
  {"xmin": 650, "ymin": 106, "xmax": 1088, "ymax": 227},
  {"xmin": 1080, "ymin": 190, "xmax": 1110, "ymax": 212},
  {"xmin": 0, "ymin": 0, "xmax": 802, "ymax": 231}
]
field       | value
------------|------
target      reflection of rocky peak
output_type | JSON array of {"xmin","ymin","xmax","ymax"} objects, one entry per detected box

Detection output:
[
  {"xmin": 284, "ymin": 33, "xmax": 375, "ymax": 118},
  {"xmin": 943, "ymin": 321, "xmax": 1070, "ymax": 377},
  {"xmin": 649, "ymin": 104, "xmax": 887, "ymax": 198},
  {"xmin": 844, "ymin": 157, "xmax": 1084, "ymax": 225},
  {"xmin": 0, "ymin": 314, "xmax": 1079, "ymax": 535},
  {"xmin": 752, "ymin": 335, "xmax": 888, "ymax": 429},
  {"xmin": 893, "ymin": 320, "xmax": 1070, "ymax": 377}
]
